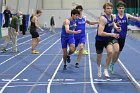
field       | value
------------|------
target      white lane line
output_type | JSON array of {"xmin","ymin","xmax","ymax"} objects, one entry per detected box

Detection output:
[
  {"xmin": 0, "ymin": 33, "xmax": 56, "ymax": 66},
  {"xmin": 47, "ymin": 58, "xmax": 63, "ymax": 93},
  {"xmin": 0, "ymin": 39, "xmax": 60, "ymax": 93},
  {"xmin": 0, "ymin": 35, "xmax": 58, "ymax": 75},
  {"xmin": 0, "ymin": 34, "xmax": 31, "ymax": 46},
  {"xmin": 118, "ymin": 59, "xmax": 140, "ymax": 91},
  {"xmin": 0, "ymin": 81, "xmax": 134, "ymax": 88},
  {"xmin": 27, "ymin": 49, "xmax": 62, "ymax": 93},
  {"xmin": 125, "ymin": 43, "xmax": 140, "ymax": 54},
  {"xmin": 87, "ymin": 33, "xmax": 98, "ymax": 93},
  {"xmin": 0, "ymin": 53, "xmax": 107, "ymax": 57},
  {"xmin": 94, "ymin": 78, "xmax": 122, "ymax": 82},
  {"xmin": 0, "ymin": 33, "xmax": 45, "ymax": 52}
]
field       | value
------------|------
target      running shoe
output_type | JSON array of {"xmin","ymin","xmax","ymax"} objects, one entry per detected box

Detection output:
[
  {"xmin": 109, "ymin": 63, "xmax": 114, "ymax": 74},
  {"xmin": 104, "ymin": 69, "xmax": 110, "ymax": 78},
  {"xmin": 66, "ymin": 55, "xmax": 71, "ymax": 63},
  {"xmin": 97, "ymin": 65, "xmax": 102, "ymax": 77},
  {"xmin": 63, "ymin": 65, "xmax": 67, "ymax": 70},
  {"xmin": 83, "ymin": 50, "xmax": 89, "ymax": 55},
  {"xmin": 1, "ymin": 48, "xmax": 7, "ymax": 53},
  {"xmin": 32, "ymin": 50, "xmax": 39, "ymax": 54},
  {"xmin": 74, "ymin": 50, "xmax": 79, "ymax": 54},
  {"xmin": 75, "ymin": 63, "xmax": 79, "ymax": 68}
]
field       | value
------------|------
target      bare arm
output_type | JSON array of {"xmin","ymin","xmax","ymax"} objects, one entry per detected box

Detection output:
[
  {"xmin": 127, "ymin": 13, "xmax": 140, "ymax": 21},
  {"xmin": 98, "ymin": 16, "xmax": 112, "ymax": 36},
  {"xmin": 34, "ymin": 16, "xmax": 41, "ymax": 28},
  {"xmin": 33, "ymin": 16, "xmax": 44, "ymax": 31},
  {"xmin": 86, "ymin": 20, "xmax": 98, "ymax": 25},
  {"xmin": 64, "ymin": 19, "xmax": 81, "ymax": 34},
  {"xmin": 98, "ymin": 16, "xmax": 119, "ymax": 38}
]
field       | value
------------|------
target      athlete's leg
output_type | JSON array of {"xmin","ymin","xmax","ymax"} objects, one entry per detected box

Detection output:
[
  {"xmin": 104, "ymin": 44, "xmax": 113, "ymax": 77},
  {"xmin": 75, "ymin": 43, "xmax": 84, "ymax": 68}
]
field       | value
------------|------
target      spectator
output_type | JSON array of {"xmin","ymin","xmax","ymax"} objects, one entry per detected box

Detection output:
[
  {"xmin": 3, "ymin": 6, "xmax": 12, "ymax": 28},
  {"xmin": 1, "ymin": 11, "xmax": 22, "ymax": 53},
  {"xmin": 50, "ymin": 15, "xmax": 55, "ymax": 32}
]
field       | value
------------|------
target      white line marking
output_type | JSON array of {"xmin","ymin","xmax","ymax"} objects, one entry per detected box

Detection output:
[
  {"xmin": 87, "ymin": 33, "xmax": 98, "ymax": 93},
  {"xmin": 0, "ymin": 81, "xmax": 135, "ymax": 88},
  {"xmin": 118, "ymin": 59, "xmax": 140, "ymax": 91},
  {"xmin": 0, "ymin": 39, "xmax": 60, "ymax": 93},
  {"xmin": 125, "ymin": 43, "xmax": 140, "ymax": 54},
  {"xmin": 0, "ymin": 34, "xmax": 31, "ymax": 46},
  {"xmin": 47, "ymin": 58, "xmax": 63, "ymax": 93},
  {"xmin": 0, "ymin": 34, "xmax": 56, "ymax": 66},
  {"xmin": 94, "ymin": 79, "xmax": 122, "ymax": 82},
  {"xmin": 27, "ymin": 49, "xmax": 62, "ymax": 93}
]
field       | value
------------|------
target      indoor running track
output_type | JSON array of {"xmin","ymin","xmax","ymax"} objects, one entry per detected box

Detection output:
[{"xmin": 0, "ymin": 28, "xmax": 140, "ymax": 93}]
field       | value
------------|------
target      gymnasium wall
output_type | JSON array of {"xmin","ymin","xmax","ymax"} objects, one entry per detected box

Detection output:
[
  {"xmin": 4, "ymin": 0, "xmax": 108, "ymax": 28},
  {"xmin": 111, "ymin": 0, "xmax": 140, "ymax": 16}
]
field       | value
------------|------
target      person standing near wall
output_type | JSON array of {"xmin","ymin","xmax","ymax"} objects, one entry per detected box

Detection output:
[
  {"xmin": 1, "ymin": 11, "xmax": 22, "ymax": 53},
  {"xmin": 50, "ymin": 15, "xmax": 55, "ymax": 33},
  {"xmin": 30, "ymin": 10, "xmax": 44, "ymax": 54},
  {"xmin": 21, "ymin": 14, "xmax": 26, "ymax": 35},
  {"xmin": 3, "ymin": 6, "xmax": 12, "ymax": 28}
]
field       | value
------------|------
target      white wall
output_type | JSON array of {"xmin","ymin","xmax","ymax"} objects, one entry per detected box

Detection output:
[
  {"xmin": 6, "ymin": 0, "xmax": 18, "ymax": 13},
  {"xmin": 4, "ymin": 0, "xmax": 108, "ymax": 28},
  {"xmin": 38, "ymin": 9, "xmax": 103, "ymax": 28},
  {"xmin": 6, "ymin": 0, "xmax": 38, "ymax": 14}
]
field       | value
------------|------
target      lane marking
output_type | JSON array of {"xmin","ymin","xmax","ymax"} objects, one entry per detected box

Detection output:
[
  {"xmin": 0, "ymin": 81, "xmax": 136, "ymax": 88},
  {"xmin": 0, "ymin": 34, "xmax": 31, "ymax": 46},
  {"xmin": 87, "ymin": 33, "xmax": 98, "ymax": 93},
  {"xmin": 27, "ymin": 49, "xmax": 62, "ymax": 93},
  {"xmin": 0, "ymin": 39, "xmax": 60, "ymax": 93},
  {"xmin": 47, "ymin": 58, "xmax": 63, "ymax": 93},
  {"xmin": 0, "ymin": 33, "xmax": 56, "ymax": 66},
  {"xmin": 0, "ymin": 34, "xmax": 59, "ymax": 76},
  {"xmin": 94, "ymin": 79, "xmax": 122, "ymax": 82},
  {"xmin": 48, "ymin": 79, "xmax": 75, "ymax": 82},
  {"xmin": 1, "ymin": 79, "xmax": 29, "ymax": 82},
  {"xmin": 126, "ymin": 43, "xmax": 140, "ymax": 54},
  {"xmin": 118, "ymin": 59, "xmax": 140, "ymax": 91}
]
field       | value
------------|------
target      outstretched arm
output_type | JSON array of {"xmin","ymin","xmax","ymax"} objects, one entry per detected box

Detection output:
[
  {"xmin": 127, "ymin": 13, "xmax": 140, "ymax": 21},
  {"xmin": 86, "ymin": 20, "xmax": 98, "ymax": 25}
]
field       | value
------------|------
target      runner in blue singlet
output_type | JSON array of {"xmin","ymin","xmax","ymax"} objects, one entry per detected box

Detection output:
[
  {"xmin": 61, "ymin": 9, "xmax": 81, "ymax": 70},
  {"xmin": 109, "ymin": 1, "xmax": 140, "ymax": 73}
]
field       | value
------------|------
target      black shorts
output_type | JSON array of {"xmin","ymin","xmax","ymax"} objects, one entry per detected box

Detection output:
[
  {"xmin": 112, "ymin": 38, "xmax": 125, "ymax": 51},
  {"xmin": 95, "ymin": 39, "xmax": 113, "ymax": 54},
  {"xmin": 30, "ymin": 28, "xmax": 39, "ymax": 38}
]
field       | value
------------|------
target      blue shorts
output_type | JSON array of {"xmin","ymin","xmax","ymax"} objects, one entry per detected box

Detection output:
[
  {"xmin": 61, "ymin": 37, "xmax": 75, "ymax": 48},
  {"xmin": 75, "ymin": 35, "xmax": 86, "ymax": 47}
]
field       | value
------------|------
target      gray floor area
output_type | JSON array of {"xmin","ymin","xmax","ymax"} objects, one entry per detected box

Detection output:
[{"xmin": 127, "ymin": 30, "xmax": 140, "ymax": 41}]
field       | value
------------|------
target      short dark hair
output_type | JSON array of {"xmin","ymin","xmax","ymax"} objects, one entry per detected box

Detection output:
[
  {"xmin": 36, "ymin": 10, "xmax": 42, "ymax": 14},
  {"xmin": 75, "ymin": 5, "xmax": 83, "ymax": 11},
  {"xmin": 117, "ymin": 1, "xmax": 126, "ymax": 8},
  {"xmin": 71, "ymin": 9, "xmax": 80, "ymax": 16}
]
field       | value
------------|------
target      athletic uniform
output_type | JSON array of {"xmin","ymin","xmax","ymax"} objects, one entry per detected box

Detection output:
[
  {"xmin": 95, "ymin": 15, "xmax": 114, "ymax": 54},
  {"xmin": 113, "ymin": 13, "xmax": 127, "ymax": 51},
  {"xmin": 61, "ymin": 18, "xmax": 76, "ymax": 48},
  {"xmin": 74, "ymin": 16, "xmax": 86, "ymax": 47},
  {"xmin": 30, "ymin": 15, "xmax": 39, "ymax": 38}
]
